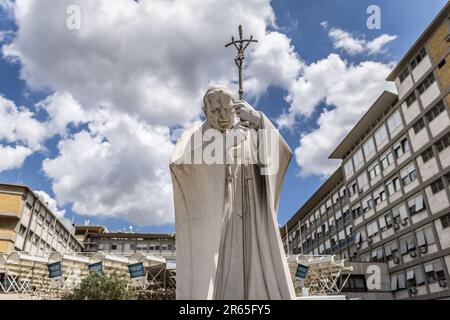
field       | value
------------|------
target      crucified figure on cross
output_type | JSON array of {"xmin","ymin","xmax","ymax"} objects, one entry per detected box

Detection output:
[{"xmin": 225, "ymin": 25, "xmax": 258, "ymax": 100}]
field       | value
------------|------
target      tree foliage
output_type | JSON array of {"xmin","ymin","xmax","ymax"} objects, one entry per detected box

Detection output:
[{"xmin": 63, "ymin": 272, "xmax": 135, "ymax": 300}]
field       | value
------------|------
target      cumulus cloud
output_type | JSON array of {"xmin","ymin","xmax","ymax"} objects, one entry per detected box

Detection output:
[
  {"xmin": 0, "ymin": 95, "xmax": 47, "ymax": 150},
  {"xmin": 0, "ymin": 145, "xmax": 32, "ymax": 172},
  {"xmin": 42, "ymin": 109, "xmax": 175, "ymax": 226},
  {"xmin": 36, "ymin": 91, "xmax": 86, "ymax": 136},
  {"xmin": 2, "ymin": 0, "xmax": 293, "ymax": 128},
  {"xmin": 322, "ymin": 21, "xmax": 397, "ymax": 56},
  {"xmin": 0, "ymin": 92, "xmax": 87, "ymax": 171},
  {"xmin": 280, "ymin": 54, "xmax": 396, "ymax": 176}
]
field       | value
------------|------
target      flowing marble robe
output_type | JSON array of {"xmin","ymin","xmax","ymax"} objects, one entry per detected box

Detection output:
[{"xmin": 170, "ymin": 114, "xmax": 295, "ymax": 300}]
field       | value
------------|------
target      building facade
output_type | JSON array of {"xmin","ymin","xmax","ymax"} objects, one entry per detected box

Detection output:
[
  {"xmin": 282, "ymin": 3, "xmax": 450, "ymax": 300},
  {"xmin": 0, "ymin": 183, "xmax": 83, "ymax": 255},
  {"xmin": 76, "ymin": 225, "xmax": 176, "ymax": 261}
]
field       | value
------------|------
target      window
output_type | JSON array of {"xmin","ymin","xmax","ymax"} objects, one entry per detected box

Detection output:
[
  {"xmin": 111, "ymin": 244, "xmax": 117, "ymax": 250},
  {"xmin": 425, "ymin": 100, "xmax": 445, "ymax": 123},
  {"xmin": 399, "ymin": 68, "xmax": 410, "ymax": 83},
  {"xmin": 385, "ymin": 241, "xmax": 398, "ymax": 261},
  {"xmin": 367, "ymin": 221, "xmax": 379, "ymax": 237},
  {"xmin": 393, "ymin": 204, "xmax": 409, "ymax": 225},
  {"xmin": 435, "ymin": 133, "xmax": 450, "ymax": 152},
  {"xmin": 368, "ymin": 162, "xmax": 381, "ymax": 181},
  {"xmin": 352, "ymin": 206, "xmax": 363, "ymax": 219},
  {"xmin": 379, "ymin": 214, "xmax": 392, "ymax": 231},
  {"xmin": 388, "ymin": 111, "xmax": 403, "ymax": 134},
  {"xmin": 424, "ymin": 261, "xmax": 447, "ymax": 284},
  {"xmin": 417, "ymin": 73, "xmax": 436, "ymax": 94},
  {"xmin": 362, "ymin": 197, "xmax": 374, "ymax": 213},
  {"xmin": 416, "ymin": 225, "xmax": 435, "ymax": 248},
  {"xmin": 374, "ymin": 125, "xmax": 388, "ymax": 147},
  {"xmin": 373, "ymin": 187, "xmax": 386, "ymax": 205},
  {"xmin": 399, "ymin": 234, "xmax": 416, "ymax": 255},
  {"xmin": 387, "ymin": 176, "xmax": 401, "ymax": 195},
  {"xmin": 391, "ymin": 273, "xmax": 407, "ymax": 291},
  {"xmin": 410, "ymin": 47, "xmax": 427, "ymax": 70},
  {"xmin": 421, "ymin": 147, "xmax": 435, "ymax": 163},
  {"xmin": 363, "ymin": 138, "xmax": 376, "ymax": 158},
  {"xmin": 405, "ymin": 92, "xmax": 417, "ymax": 107},
  {"xmin": 357, "ymin": 173, "xmax": 369, "ymax": 192},
  {"xmin": 430, "ymin": 178, "xmax": 444, "ymax": 194},
  {"xmin": 413, "ymin": 118, "xmax": 425, "ymax": 134},
  {"xmin": 446, "ymin": 173, "xmax": 450, "ymax": 185},
  {"xmin": 353, "ymin": 149, "xmax": 364, "ymax": 169},
  {"xmin": 380, "ymin": 151, "xmax": 394, "ymax": 170},
  {"xmin": 394, "ymin": 138, "xmax": 410, "ymax": 158},
  {"xmin": 344, "ymin": 160, "xmax": 354, "ymax": 178},
  {"xmin": 441, "ymin": 213, "xmax": 450, "ymax": 229},
  {"xmin": 348, "ymin": 182, "xmax": 358, "ymax": 197},
  {"xmin": 400, "ymin": 164, "xmax": 417, "ymax": 186},
  {"xmin": 407, "ymin": 194, "xmax": 425, "ymax": 215},
  {"xmin": 406, "ymin": 268, "xmax": 425, "ymax": 287}
]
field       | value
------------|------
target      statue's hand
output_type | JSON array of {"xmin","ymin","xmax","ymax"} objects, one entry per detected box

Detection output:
[{"xmin": 234, "ymin": 100, "xmax": 262, "ymax": 130}]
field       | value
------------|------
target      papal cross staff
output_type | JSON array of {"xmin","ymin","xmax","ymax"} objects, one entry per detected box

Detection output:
[{"xmin": 225, "ymin": 25, "xmax": 258, "ymax": 300}]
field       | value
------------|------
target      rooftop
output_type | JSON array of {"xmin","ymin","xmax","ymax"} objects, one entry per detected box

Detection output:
[{"xmin": 329, "ymin": 91, "xmax": 398, "ymax": 159}]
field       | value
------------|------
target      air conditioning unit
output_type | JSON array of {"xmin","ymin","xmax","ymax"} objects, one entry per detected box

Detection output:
[
  {"xmin": 401, "ymin": 220, "xmax": 408, "ymax": 227},
  {"xmin": 394, "ymin": 224, "xmax": 400, "ymax": 230},
  {"xmin": 410, "ymin": 251, "xmax": 417, "ymax": 258},
  {"xmin": 420, "ymin": 246, "xmax": 428, "ymax": 254},
  {"xmin": 409, "ymin": 287, "xmax": 418, "ymax": 294},
  {"xmin": 368, "ymin": 238, "xmax": 373, "ymax": 244},
  {"xmin": 393, "ymin": 257, "xmax": 400, "ymax": 264},
  {"xmin": 439, "ymin": 280, "xmax": 447, "ymax": 288}
]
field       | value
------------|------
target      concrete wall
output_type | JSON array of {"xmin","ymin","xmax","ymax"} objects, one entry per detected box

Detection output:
[
  {"xmin": 435, "ymin": 218, "xmax": 450, "ymax": 249},
  {"xmin": 425, "ymin": 186, "xmax": 449, "ymax": 214}
]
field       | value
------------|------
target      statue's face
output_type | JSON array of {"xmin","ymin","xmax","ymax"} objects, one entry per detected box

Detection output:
[{"xmin": 204, "ymin": 91, "xmax": 235, "ymax": 132}]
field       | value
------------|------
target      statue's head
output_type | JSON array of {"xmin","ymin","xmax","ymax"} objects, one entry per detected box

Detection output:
[{"xmin": 203, "ymin": 86, "xmax": 236, "ymax": 132}]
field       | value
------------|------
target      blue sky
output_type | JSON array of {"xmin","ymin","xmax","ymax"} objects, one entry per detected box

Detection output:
[{"xmin": 0, "ymin": 0, "xmax": 447, "ymax": 233}]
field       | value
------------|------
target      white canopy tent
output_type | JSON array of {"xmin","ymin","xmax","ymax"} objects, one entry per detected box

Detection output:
[{"xmin": 287, "ymin": 254, "xmax": 353, "ymax": 297}]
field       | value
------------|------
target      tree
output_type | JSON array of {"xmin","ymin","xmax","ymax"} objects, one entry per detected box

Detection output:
[{"xmin": 63, "ymin": 271, "xmax": 135, "ymax": 300}]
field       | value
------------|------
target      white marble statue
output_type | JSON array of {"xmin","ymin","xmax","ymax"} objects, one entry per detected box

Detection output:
[{"xmin": 170, "ymin": 86, "xmax": 295, "ymax": 300}]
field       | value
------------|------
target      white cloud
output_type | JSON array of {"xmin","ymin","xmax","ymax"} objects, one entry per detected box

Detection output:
[
  {"xmin": 0, "ymin": 145, "xmax": 32, "ymax": 172},
  {"xmin": 36, "ymin": 91, "xmax": 86, "ymax": 136},
  {"xmin": 324, "ymin": 23, "xmax": 397, "ymax": 56},
  {"xmin": 2, "ymin": 0, "xmax": 287, "ymax": 127},
  {"xmin": 320, "ymin": 21, "xmax": 329, "ymax": 29},
  {"xmin": 0, "ymin": 95, "xmax": 46, "ymax": 150},
  {"xmin": 366, "ymin": 34, "xmax": 398, "ymax": 55},
  {"xmin": 42, "ymin": 110, "xmax": 175, "ymax": 226},
  {"xmin": 246, "ymin": 32, "xmax": 303, "ymax": 96},
  {"xmin": 280, "ymin": 54, "xmax": 396, "ymax": 177}
]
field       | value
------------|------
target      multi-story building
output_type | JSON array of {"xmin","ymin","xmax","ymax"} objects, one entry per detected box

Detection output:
[
  {"xmin": 282, "ymin": 2, "xmax": 450, "ymax": 300},
  {"xmin": 75, "ymin": 225, "xmax": 176, "ymax": 261},
  {"xmin": 0, "ymin": 183, "xmax": 83, "ymax": 255}
]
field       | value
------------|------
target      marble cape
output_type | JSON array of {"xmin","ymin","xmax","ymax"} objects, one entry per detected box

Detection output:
[{"xmin": 170, "ymin": 114, "xmax": 295, "ymax": 300}]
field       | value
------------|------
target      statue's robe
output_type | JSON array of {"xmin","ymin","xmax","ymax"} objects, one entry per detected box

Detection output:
[{"xmin": 170, "ymin": 114, "xmax": 295, "ymax": 300}]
